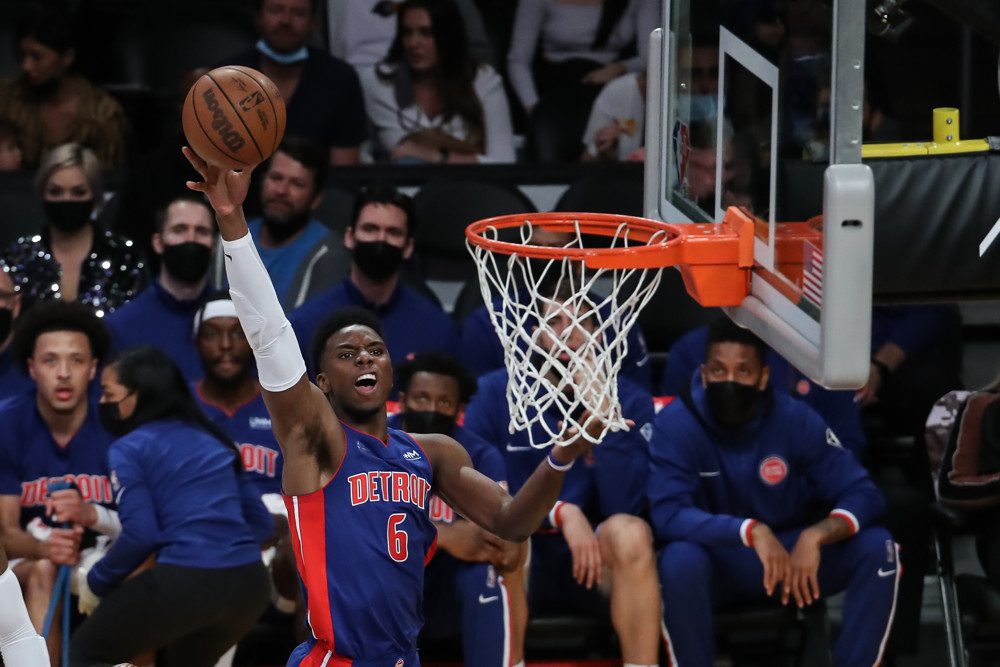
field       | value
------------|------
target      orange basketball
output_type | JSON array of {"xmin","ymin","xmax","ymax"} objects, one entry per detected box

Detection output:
[{"xmin": 182, "ymin": 66, "xmax": 286, "ymax": 171}]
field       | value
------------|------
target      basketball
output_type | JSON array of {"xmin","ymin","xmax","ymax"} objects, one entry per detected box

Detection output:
[{"xmin": 182, "ymin": 65, "xmax": 286, "ymax": 171}]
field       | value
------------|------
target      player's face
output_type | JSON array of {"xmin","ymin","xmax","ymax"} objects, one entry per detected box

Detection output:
[
  {"xmin": 316, "ymin": 325, "xmax": 393, "ymax": 418},
  {"xmin": 400, "ymin": 371, "xmax": 461, "ymax": 419},
  {"xmin": 19, "ymin": 37, "xmax": 72, "ymax": 87},
  {"xmin": 261, "ymin": 152, "xmax": 319, "ymax": 224},
  {"xmin": 401, "ymin": 8, "xmax": 438, "ymax": 73},
  {"xmin": 701, "ymin": 342, "xmax": 769, "ymax": 390},
  {"xmin": 28, "ymin": 331, "xmax": 96, "ymax": 414},
  {"xmin": 258, "ymin": 0, "xmax": 313, "ymax": 53},
  {"xmin": 43, "ymin": 166, "xmax": 93, "ymax": 202},
  {"xmin": 154, "ymin": 200, "xmax": 215, "ymax": 252},
  {"xmin": 536, "ymin": 300, "xmax": 597, "ymax": 362},
  {"xmin": 196, "ymin": 317, "xmax": 253, "ymax": 384}
]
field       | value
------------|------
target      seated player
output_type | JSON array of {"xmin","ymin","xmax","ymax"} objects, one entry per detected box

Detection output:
[
  {"xmin": 460, "ymin": 226, "xmax": 651, "ymax": 389},
  {"xmin": 105, "ymin": 194, "xmax": 217, "ymax": 380},
  {"xmin": 184, "ymin": 146, "xmax": 602, "ymax": 666},
  {"xmin": 463, "ymin": 287, "xmax": 661, "ymax": 667},
  {"xmin": 391, "ymin": 353, "xmax": 526, "ymax": 667},
  {"xmin": 290, "ymin": 183, "xmax": 460, "ymax": 376},
  {"xmin": 0, "ymin": 542, "xmax": 49, "ymax": 665},
  {"xmin": 650, "ymin": 318, "xmax": 897, "ymax": 667},
  {"xmin": 0, "ymin": 302, "xmax": 117, "ymax": 663}
]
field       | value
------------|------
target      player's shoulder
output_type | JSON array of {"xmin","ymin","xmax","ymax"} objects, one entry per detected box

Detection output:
[{"xmin": 474, "ymin": 368, "xmax": 509, "ymax": 396}]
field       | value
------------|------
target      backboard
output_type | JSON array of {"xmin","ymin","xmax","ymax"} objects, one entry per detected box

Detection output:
[{"xmin": 644, "ymin": 0, "xmax": 875, "ymax": 389}]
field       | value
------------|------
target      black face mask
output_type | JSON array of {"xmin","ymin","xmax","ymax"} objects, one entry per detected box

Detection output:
[
  {"xmin": 98, "ymin": 397, "xmax": 135, "ymax": 437},
  {"xmin": 352, "ymin": 240, "xmax": 405, "ymax": 282},
  {"xmin": 45, "ymin": 200, "xmax": 94, "ymax": 233},
  {"xmin": 161, "ymin": 241, "xmax": 212, "ymax": 284},
  {"xmin": 0, "ymin": 308, "xmax": 13, "ymax": 342},
  {"xmin": 704, "ymin": 381, "xmax": 761, "ymax": 428},
  {"xmin": 402, "ymin": 410, "xmax": 456, "ymax": 436}
]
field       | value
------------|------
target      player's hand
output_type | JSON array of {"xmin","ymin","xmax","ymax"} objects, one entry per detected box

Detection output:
[
  {"xmin": 75, "ymin": 556, "xmax": 101, "ymax": 615},
  {"xmin": 785, "ymin": 528, "xmax": 822, "ymax": 607},
  {"xmin": 183, "ymin": 146, "xmax": 254, "ymax": 217},
  {"xmin": 46, "ymin": 488, "xmax": 96, "ymax": 527},
  {"xmin": 482, "ymin": 532, "xmax": 525, "ymax": 573},
  {"xmin": 750, "ymin": 522, "xmax": 789, "ymax": 597},
  {"xmin": 560, "ymin": 503, "xmax": 602, "ymax": 589},
  {"xmin": 47, "ymin": 526, "xmax": 84, "ymax": 565},
  {"xmin": 854, "ymin": 364, "xmax": 882, "ymax": 406}
]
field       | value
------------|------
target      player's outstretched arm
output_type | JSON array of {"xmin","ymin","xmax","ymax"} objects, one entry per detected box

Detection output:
[
  {"xmin": 420, "ymin": 433, "xmax": 593, "ymax": 543},
  {"xmin": 184, "ymin": 148, "xmax": 345, "ymax": 495}
]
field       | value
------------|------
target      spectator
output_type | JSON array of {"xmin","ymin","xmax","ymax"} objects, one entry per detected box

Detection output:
[
  {"xmin": 104, "ymin": 195, "xmax": 215, "ymax": 381},
  {"xmin": 507, "ymin": 0, "xmax": 660, "ymax": 114},
  {"xmin": 0, "ymin": 302, "xmax": 116, "ymax": 663},
  {"xmin": 0, "ymin": 9, "xmax": 126, "ymax": 168},
  {"xmin": 460, "ymin": 226, "xmax": 651, "ymax": 389},
  {"xmin": 216, "ymin": 138, "xmax": 350, "ymax": 310},
  {"xmin": 0, "ymin": 260, "xmax": 34, "ymax": 399},
  {"xmin": 70, "ymin": 346, "xmax": 273, "ymax": 666},
  {"xmin": 192, "ymin": 294, "xmax": 282, "ymax": 498},
  {"xmin": 0, "ymin": 543, "xmax": 49, "ymax": 665},
  {"xmin": 227, "ymin": 0, "xmax": 368, "ymax": 165},
  {"xmin": 328, "ymin": 0, "xmax": 495, "ymax": 72},
  {"xmin": 463, "ymin": 288, "xmax": 661, "ymax": 667},
  {"xmin": 4, "ymin": 144, "xmax": 146, "ymax": 316},
  {"xmin": 650, "ymin": 318, "xmax": 896, "ymax": 666},
  {"xmin": 361, "ymin": 0, "xmax": 515, "ymax": 164},
  {"xmin": 290, "ymin": 183, "xmax": 460, "ymax": 377},
  {"xmin": 389, "ymin": 353, "xmax": 526, "ymax": 666},
  {"xmin": 581, "ymin": 71, "xmax": 647, "ymax": 162},
  {"xmin": 0, "ymin": 121, "xmax": 25, "ymax": 172}
]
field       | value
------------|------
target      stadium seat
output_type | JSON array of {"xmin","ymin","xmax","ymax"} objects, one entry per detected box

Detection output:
[
  {"xmin": 553, "ymin": 172, "xmax": 645, "ymax": 217},
  {"xmin": 525, "ymin": 88, "xmax": 599, "ymax": 164},
  {"xmin": 314, "ymin": 185, "xmax": 358, "ymax": 233}
]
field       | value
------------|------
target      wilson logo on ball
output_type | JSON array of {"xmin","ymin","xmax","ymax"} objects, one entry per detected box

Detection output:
[
  {"xmin": 202, "ymin": 88, "xmax": 246, "ymax": 152},
  {"xmin": 758, "ymin": 456, "xmax": 788, "ymax": 486}
]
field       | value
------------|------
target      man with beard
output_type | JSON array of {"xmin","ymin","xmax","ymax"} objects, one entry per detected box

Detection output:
[
  {"xmin": 105, "ymin": 194, "xmax": 217, "ymax": 380},
  {"xmin": 227, "ymin": 0, "xmax": 367, "ymax": 164},
  {"xmin": 238, "ymin": 137, "xmax": 351, "ymax": 310},
  {"xmin": 389, "ymin": 353, "xmax": 527, "ymax": 667},
  {"xmin": 0, "ymin": 9, "xmax": 126, "ymax": 168},
  {"xmin": 650, "ymin": 317, "xmax": 897, "ymax": 667},
  {"xmin": 290, "ymin": 183, "xmax": 459, "ymax": 378}
]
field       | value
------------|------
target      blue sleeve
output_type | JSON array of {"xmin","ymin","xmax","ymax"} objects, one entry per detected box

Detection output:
[
  {"xmin": 87, "ymin": 443, "xmax": 160, "ymax": 597},
  {"xmin": 622, "ymin": 326, "xmax": 652, "ymax": 390},
  {"xmin": 594, "ymin": 386, "xmax": 655, "ymax": 517},
  {"xmin": 461, "ymin": 307, "xmax": 504, "ymax": 378},
  {"xmin": 462, "ymin": 376, "xmax": 505, "ymax": 449},
  {"xmin": 647, "ymin": 409, "xmax": 746, "ymax": 547},
  {"xmin": 871, "ymin": 305, "xmax": 957, "ymax": 357},
  {"xmin": 239, "ymin": 472, "xmax": 276, "ymax": 545},
  {"xmin": 808, "ymin": 390, "xmax": 866, "ymax": 458},
  {"xmin": 472, "ymin": 438, "xmax": 507, "ymax": 485},
  {"xmin": 796, "ymin": 407, "xmax": 885, "ymax": 532}
]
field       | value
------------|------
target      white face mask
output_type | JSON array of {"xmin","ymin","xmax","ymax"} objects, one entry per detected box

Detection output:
[{"xmin": 256, "ymin": 39, "xmax": 309, "ymax": 65}]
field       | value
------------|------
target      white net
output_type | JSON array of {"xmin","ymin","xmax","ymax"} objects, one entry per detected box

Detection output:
[{"xmin": 467, "ymin": 217, "xmax": 669, "ymax": 448}]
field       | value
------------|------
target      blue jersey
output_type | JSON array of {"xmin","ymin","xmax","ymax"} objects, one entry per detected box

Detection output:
[
  {"xmin": 284, "ymin": 424, "xmax": 437, "ymax": 664},
  {"xmin": 388, "ymin": 414, "xmax": 506, "ymax": 525},
  {"xmin": 0, "ymin": 392, "xmax": 114, "ymax": 528},
  {"xmin": 661, "ymin": 326, "xmax": 866, "ymax": 456},
  {"xmin": 464, "ymin": 369, "xmax": 654, "ymax": 525},
  {"xmin": 461, "ymin": 294, "xmax": 652, "ymax": 390},
  {"xmin": 88, "ymin": 419, "xmax": 272, "ymax": 596},
  {"xmin": 648, "ymin": 373, "xmax": 885, "ymax": 549},
  {"xmin": 290, "ymin": 279, "xmax": 460, "ymax": 376},
  {"xmin": 104, "ymin": 281, "xmax": 211, "ymax": 381},
  {"xmin": 194, "ymin": 382, "xmax": 283, "ymax": 495}
]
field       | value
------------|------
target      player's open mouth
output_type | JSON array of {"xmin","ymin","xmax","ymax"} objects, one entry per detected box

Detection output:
[{"xmin": 354, "ymin": 372, "xmax": 377, "ymax": 395}]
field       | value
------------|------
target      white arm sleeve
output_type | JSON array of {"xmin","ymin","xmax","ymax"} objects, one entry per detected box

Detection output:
[
  {"xmin": 90, "ymin": 504, "xmax": 121, "ymax": 538},
  {"xmin": 221, "ymin": 232, "xmax": 307, "ymax": 392}
]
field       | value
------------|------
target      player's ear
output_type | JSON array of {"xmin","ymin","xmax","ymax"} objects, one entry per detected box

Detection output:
[
  {"xmin": 151, "ymin": 233, "xmax": 164, "ymax": 256},
  {"xmin": 402, "ymin": 237, "xmax": 415, "ymax": 261},
  {"xmin": 88, "ymin": 358, "xmax": 97, "ymax": 381},
  {"xmin": 344, "ymin": 226, "xmax": 356, "ymax": 250},
  {"xmin": 315, "ymin": 371, "xmax": 331, "ymax": 394},
  {"xmin": 758, "ymin": 366, "xmax": 770, "ymax": 391}
]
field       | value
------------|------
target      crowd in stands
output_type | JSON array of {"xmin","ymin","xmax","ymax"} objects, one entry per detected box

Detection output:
[{"xmin": 0, "ymin": 0, "xmax": 979, "ymax": 666}]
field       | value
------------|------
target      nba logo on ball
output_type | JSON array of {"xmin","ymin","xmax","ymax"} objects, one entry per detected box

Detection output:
[{"xmin": 758, "ymin": 456, "xmax": 788, "ymax": 486}]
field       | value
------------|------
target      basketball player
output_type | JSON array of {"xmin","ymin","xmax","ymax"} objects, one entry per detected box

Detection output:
[
  {"xmin": 184, "ymin": 147, "xmax": 601, "ymax": 667},
  {"xmin": 0, "ymin": 543, "xmax": 49, "ymax": 665}
]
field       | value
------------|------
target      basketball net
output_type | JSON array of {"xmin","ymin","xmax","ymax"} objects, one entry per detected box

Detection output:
[{"xmin": 468, "ymin": 218, "xmax": 667, "ymax": 448}]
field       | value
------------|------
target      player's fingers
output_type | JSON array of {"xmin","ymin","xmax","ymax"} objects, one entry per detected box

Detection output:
[
  {"xmin": 808, "ymin": 571, "xmax": 820, "ymax": 601},
  {"xmin": 181, "ymin": 146, "xmax": 208, "ymax": 174},
  {"xmin": 763, "ymin": 559, "xmax": 774, "ymax": 595},
  {"xmin": 185, "ymin": 180, "xmax": 207, "ymax": 193}
]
